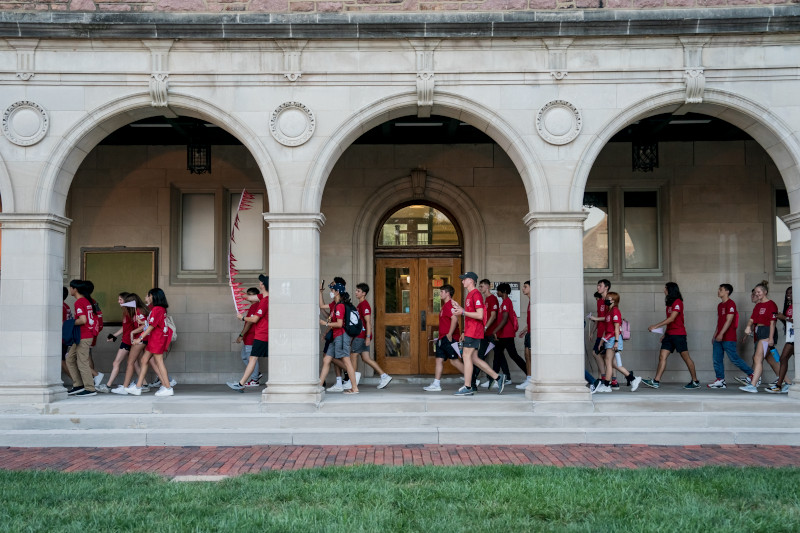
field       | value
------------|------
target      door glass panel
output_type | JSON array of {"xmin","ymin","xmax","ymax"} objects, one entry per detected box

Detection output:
[
  {"xmin": 427, "ymin": 267, "xmax": 453, "ymax": 314},
  {"xmin": 384, "ymin": 326, "xmax": 411, "ymax": 358},
  {"xmin": 378, "ymin": 205, "xmax": 459, "ymax": 247},
  {"xmin": 384, "ymin": 267, "xmax": 411, "ymax": 313}
]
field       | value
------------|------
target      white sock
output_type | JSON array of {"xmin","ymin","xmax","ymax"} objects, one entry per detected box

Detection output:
[
  {"xmin": 381, "ymin": 373, "xmax": 389, "ymax": 379},
  {"xmin": 526, "ymin": 376, "xmax": 532, "ymax": 381},
  {"xmin": 336, "ymin": 377, "xmax": 342, "ymax": 385},
  {"xmin": 433, "ymin": 379, "xmax": 440, "ymax": 386}
]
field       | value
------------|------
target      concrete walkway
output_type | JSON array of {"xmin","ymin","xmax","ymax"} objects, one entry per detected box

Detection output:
[{"xmin": 1, "ymin": 444, "xmax": 799, "ymax": 475}]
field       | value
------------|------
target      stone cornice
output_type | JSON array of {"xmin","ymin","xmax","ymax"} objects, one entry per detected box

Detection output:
[
  {"xmin": 781, "ymin": 211, "xmax": 800, "ymax": 230},
  {"xmin": 1, "ymin": 8, "xmax": 799, "ymax": 41},
  {"xmin": 263, "ymin": 212, "xmax": 325, "ymax": 230},
  {"xmin": 0, "ymin": 213, "xmax": 72, "ymax": 231},
  {"xmin": 524, "ymin": 211, "xmax": 587, "ymax": 230}
]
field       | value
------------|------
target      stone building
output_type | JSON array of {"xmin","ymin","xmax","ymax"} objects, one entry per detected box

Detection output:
[{"xmin": 1, "ymin": 3, "xmax": 799, "ymax": 406}]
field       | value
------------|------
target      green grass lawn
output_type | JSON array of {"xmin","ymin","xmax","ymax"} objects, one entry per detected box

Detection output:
[{"xmin": 1, "ymin": 465, "xmax": 798, "ymax": 532}]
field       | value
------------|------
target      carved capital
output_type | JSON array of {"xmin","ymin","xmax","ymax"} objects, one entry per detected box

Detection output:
[
  {"xmin": 7, "ymin": 39, "xmax": 39, "ymax": 82},
  {"xmin": 410, "ymin": 39, "xmax": 440, "ymax": 118},
  {"xmin": 410, "ymin": 168, "xmax": 427, "ymax": 199},
  {"xmin": 684, "ymin": 69, "xmax": 705, "ymax": 104},
  {"xmin": 276, "ymin": 40, "xmax": 308, "ymax": 83},
  {"xmin": 149, "ymin": 72, "xmax": 169, "ymax": 108},
  {"xmin": 544, "ymin": 38, "xmax": 572, "ymax": 83},
  {"xmin": 680, "ymin": 37, "xmax": 710, "ymax": 104},
  {"xmin": 143, "ymin": 40, "xmax": 174, "ymax": 108}
]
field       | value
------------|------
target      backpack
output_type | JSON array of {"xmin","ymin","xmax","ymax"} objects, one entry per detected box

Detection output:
[
  {"xmin": 621, "ymin": 318, "xmax": 631, "ymax": 340},
  {"xmin": 87, "ymin": 301, "xmax": 103, "ymax": 338},
  {"xmin": 506, "ymin": 301, "xmax": 519, "ymax": 333},
  {"xmin": 164, "ymin": 315, "xmax": 178, "ymax": 343},
  {"xmin": 342, "ymin": 302, "xmax": 362, "ymax": 337}
]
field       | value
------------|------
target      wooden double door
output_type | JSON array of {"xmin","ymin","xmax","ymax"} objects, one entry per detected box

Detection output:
[{"xmin": 375, "ymin": 257, "xmax": 462, "ymax": 375}]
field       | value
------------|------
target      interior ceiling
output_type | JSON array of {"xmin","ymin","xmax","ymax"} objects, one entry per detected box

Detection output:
[{"xmin": 98, "ymin": 113, "xmax": 753, "ymax": 146}]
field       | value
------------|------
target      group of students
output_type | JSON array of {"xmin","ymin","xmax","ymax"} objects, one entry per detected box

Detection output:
[
  {"xmin": 586, "ymin": 278, "xmax": 794, "ymax": 394},
  {"xmin": 62, "ymin": 280, "xmax": 176, "ymax": 397},
  {"xmin": 318, "ymin": 277, "xmax": 393, "ymax": 394}
]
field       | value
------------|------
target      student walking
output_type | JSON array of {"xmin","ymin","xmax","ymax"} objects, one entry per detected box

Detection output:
[
  {"xmin": 643, "ymin": 282, "xmax": 700, "ymax": 389},
  {"xmin": 768, "ymin": 286, "xmax": 794, "ymax": 393},
  {"xmin": 228, "ymin": 276, "xmax": 269, "ymax": 392},
  {"xmin": 707, "ymin": 284, "xmax": 753, "ymax": 389},
  {"xmin": 588, "ymin": 279, "xmax": 618, "ymax": 388},
  {"xmin": 127, "ymin": 288, "xmax": 174, "ymax": 397},
  {"xmin": 318, "ymin": 283, "xmax": 359, "ymax": 394},
  {"xmin": 488, "ymin": 283, "xmax": 527, "ymax": 387},
  {"xmin": 319, "ymin": 277, "xmax": 352, "ymax": 391},
  {"xmin": 593, "ymin": 292, "xmax": 641, "ymax": 393},
  {"xmin": 99, "ymin": 292, "xmax": 147, "ymax": 393},
  {"xmin": 424, "ymin": 284, "xmax": 465, "ymax": 392},
  {"xmin": 65, "ymin": 279, "xmax": 101, "ymax": 397},
  {"xmin": 234, "ymin": 287, "xmax": 262, "ymax": 387},
  {"xmin": 350, "ymin": 283, "xmax": 392, "ymax": 389},
  {"xmin": 740, "ymin": 280, "xmax": 779, "ymax": 393},
  {"xmin": 516, "ymin": 280, "xmax": 533, "ymax": 390},
  {"xmin": 452, "ymin": 272, "xmax": 505, "ymax": 396},
  {"xmin": 474, "ymin": 279, "xmax": 499, "ymax": 388}
]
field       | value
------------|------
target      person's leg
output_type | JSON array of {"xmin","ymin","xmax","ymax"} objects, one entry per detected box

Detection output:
[
  {"xmin": 122, "ymin": 343, "xmax": 144, "ymax": 388},
  {"xmin": 777, "ymin": 344, "xmax": 794, "ymax": 387},
  {"xmin": 604, "ymin": 348, "xmax": 615, "ymax": 384},
  {"xmin": 470, "ymin": 350, "xmax": 500, "ymax": 381},
  {"xmin": 65, "ymin": 344, "xmax": 82, "ymax": 388},
  {"xmin": 493, "ymin": 342, "xmax": 511, "ymax": 377},
  {"xmin": 75, "ymin": 339, "xmax": 96, "ymax": 392},
  {"xmin": 711, "ymin": 340, "xmax": 725, "ymax": 380},
  {"xmin": 449, "ymin": 358, "xmax": 465, "ymax": 374},
  {"xmin": 342, "ymin": 356, "xmax": 359, "ymax": 393},
  {"xmin": 106, "ymin": 347, "xmax": 129, "ymax": 387},
  {"xmin": 504, "ymin": 339, "xmax": 527, "ymax": 374},
  {"xmin": 654, "ymin": 349, "xmax": 670, "ymax": 382},
  {"xmin": 765, "ymin": 352, "xmax": 782, "ymax": 379},
  {"xmin": 319, "ymin": 355, "xmax": 334, "ymax": 386},
  {"xmin": 749, "ymin": 341, "xmax": 767, "ymax": 386},
  {"xmin": 151, "ymin": 354, "xmax": 170, "ymax": 390},
  {"xmin": 679, "ymin": 351, "xmax": 698, "ymax": 382},
  {"xmin": 135, "ymin": 351, "xmax": 153, "ymax": 388},
  {"xmin": 361, "ymin": 352, "xmax": 385, "ymax": 375},
  {"xmin": 240, "ymin": 356, "xmax": 260, "ymax": 386},
  {"xmin": 462, "ymin": 347, "xmax": 475, "ymax": 387},
  {"xmin": 722, "ymin": 341, "xmax": 753, "ymax": 376},
  {"xmin": 433, "ymin": 358, "xmax": 444, "ymax": 381}
]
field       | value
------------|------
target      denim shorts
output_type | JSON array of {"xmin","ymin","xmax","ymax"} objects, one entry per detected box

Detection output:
[{"xmin": 603, "ymin": 337, "xmax": 622, "ymax": 351}]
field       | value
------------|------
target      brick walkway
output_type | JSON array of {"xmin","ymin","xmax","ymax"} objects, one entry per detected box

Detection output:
[{"xmin": 1, "ymin": 444, "xmax": 799, "ymax": 475}]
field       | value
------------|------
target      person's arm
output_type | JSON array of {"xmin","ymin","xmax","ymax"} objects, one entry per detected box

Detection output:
[
  {"xmin": 106, "ymin": 327, "xmax": 124, "ymax": 342},
  {"xmin": 649, "ymin": 311, "xmax": 678, "ymax": 331},
  {"xmin": 365, "ymin": 312, "xmax": 372, "ymax": 346},
  {"xmin": 447, "ymin": 314, "xmax": 458, "ymax": 342},
  {"xmin": 769, "ymin": 319, "xmax": 776, "ymax": 347},
  {"xmin": 494, "ymin": 309, "xmax": 509, "ymax": 336},
  {"xmin": 236, "ymin": 320, "xmax": 253, "ymax": 343},
  {"xmin": 237, "ymin": 312, "xmax": 261, "ymax": 324},
  {"xmin": 485, "ymin": 308, "xmax": 497, "ymax": 331},
  {"xmin": 74, "ymin": 315, "xmax": 87, "ymax": 326},
  {"xmin": 743, "ymin": 317, "xmax": 754, "ymax": 337},
  {"xmin": 458, "ymin": 307, "xmax": 483, "ymax": 321},
  {"xmin": 715, "ymin": 314, "xmax": 734, "ymax": 342},
  {"xmin": 134, "ymin": 324, "xmax": 155, "ymax": 344},
  {"xmin": 614, "ymin": 321, "xmax": 621, "ymax": 341}
]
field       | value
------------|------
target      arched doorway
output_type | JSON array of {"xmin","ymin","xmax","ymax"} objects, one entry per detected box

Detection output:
[{"xmin": 374, "ymin": 203, "xmax": 463, "ymax": 375}]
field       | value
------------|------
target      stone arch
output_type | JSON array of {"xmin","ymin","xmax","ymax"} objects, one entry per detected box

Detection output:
[
  {"xmin": 0, "ymin": 156, "xmax": 13, "ymax": 213},
  {"xmin": 36, "ymin": 92, "xmax": 283, "ymax": 215},
  {"xmin": 351, "ymin": 172, "xmax": 487, "ymax": 289},
  {"xmin": 570, "ymin": 88, "xmax": 800, "ymax": 211},
  {"xmin": 302, "ymin": 91, "xmax": 549, "ymax": 214}
]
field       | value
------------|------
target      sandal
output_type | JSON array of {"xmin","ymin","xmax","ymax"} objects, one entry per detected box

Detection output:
[{"xmin": 343, "ymin": 390, "xmax": 359, "ymax": 395}]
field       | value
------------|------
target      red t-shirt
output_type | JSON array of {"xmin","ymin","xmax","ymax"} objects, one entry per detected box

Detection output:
[
  {"xmin": 357, "ymin": 300, "xmax": 371, "ymax": 339},
  {"xmin": 439, "ymin": 300, "xmax": 461, "ymax": 341},
  {"xmin": 463, "ymin": 289, "xmax": 485, "ymax": 340},
  {"xmin": 74, "ymin": 297, "xmax": 96, "ymax": 339},
  {"xmin": 497, "ymin": 298, "xmax": 517, "ymax": 338},
  {"xmin": 485, "ymin": 294, "xmax": 499, "ymax": 334},
  {"xmin": 122, "ymin": 307, "xmax": 147, "ymax": 344},
  {"xmin": 666, "ymin": 299, "xmax": 687, "ymax": 335},
  {"xmin": 716, "ymin": 299, "xmax": 738, "ymax": 342},
  {"xmin": 603, "ymin": 307, "xmax": 622, "ymax": 341},
  {"xmin": 243, "ymin": 301, "xmax": 259, "ymax": 345},
  {"xmin": 253, "ymin": 296, "xmax": 269, "ymax": 342},
  {"xmin": 751, "ymin": 300, "xmax": 778, "ymax": 327},
  {"xmin": 330, "ymin": 302, "xmax": 346, "ymax": 338},
  {"xmin": 596, "ymin": 298, "xmax": 607, "ymax": 338},
  {"xmin": 786, "ymin": 305, "xmax": 793, "ymax": 323},
  {"xmin": 63, "ymin": 302, "xmax": 72, "ymax": 322}
]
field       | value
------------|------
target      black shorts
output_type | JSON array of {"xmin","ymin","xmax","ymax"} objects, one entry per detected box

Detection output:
[
  {"xmin": 661, "ymin": 334, "xmax": 688, "ymax": 354},
  {"xmin": 524, "ymin": 332, "xmax": 530, "ymax": 349},
  {"xmin": 593, "ymin": 337, "xmax": 604, "ymax": 355},
  {"xmin": 435, "ymin": 337, "xmax": 460, "ymax": 360},
  {"xmin": 252, "ymin": 339, "xmax": 269, "ymax": 358},
  {"xmin": 120, "ymin": 342, "xmax": 132, "ymax": 351},
  {"xmin": 478, "ymin": 335, "xmax": 496, "ymax": 359},
  {"xmin": 463, "ymin": 336, "xmax": 481, "ymax": 350}
]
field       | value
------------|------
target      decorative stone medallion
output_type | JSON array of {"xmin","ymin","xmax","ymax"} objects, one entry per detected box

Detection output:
[
  {"xmin": 2, "ymin": 100, "xmax": 49, "ymax": 146},
  {"xmin": 536, "ymin": 99, "xmax": 582, "ymax": 146},
  {"xmin": 270, "ymin": 101, "xmax": 315, "ymax": 147}
]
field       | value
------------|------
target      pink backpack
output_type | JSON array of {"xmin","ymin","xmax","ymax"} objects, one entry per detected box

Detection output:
[{"xmin": 621, "ymin": 319, "xmax": 631, "ymax": 340}]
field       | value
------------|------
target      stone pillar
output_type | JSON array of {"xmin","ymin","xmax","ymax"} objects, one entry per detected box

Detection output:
[
  {"xmin": 0, "ymin": 213, "xmax": 71, "ymax": 406},
  {"xmin": 523, "ymin": 211, "xmax": 591, "ymax": 405},
  {"xmin": 783, "ymin": 212, "xmax": 800, "ymax": 401},
  {"xmin": 262, "ymin": 213, "xmax": 325, "ymax": 407}
]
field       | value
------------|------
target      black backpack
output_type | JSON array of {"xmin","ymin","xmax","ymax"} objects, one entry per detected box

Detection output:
[{"xmin": 342, "ymin": 302, "xmax": 362, "ymax": 337}]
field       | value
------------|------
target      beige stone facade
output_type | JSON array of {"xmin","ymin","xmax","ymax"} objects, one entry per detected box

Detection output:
[{"xmin": 1, "ymin": 7, "xmax": 800, "ymax": 406}]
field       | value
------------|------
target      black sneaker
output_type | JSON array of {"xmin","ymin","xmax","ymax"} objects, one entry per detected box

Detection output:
[
  {"xmin": 67, "ymin": 386, "xmax": 84, "ymax": 395},
  {"xmin": 496, "ymin": 373, "xmax": 506, "ymax": 395},
  {"xmin": 75, "ymin": 389, "xmax": 96, "ymax": 397}
]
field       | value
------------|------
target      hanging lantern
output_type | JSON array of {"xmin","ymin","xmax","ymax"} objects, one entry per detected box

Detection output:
[{"xmin": 187, "ymin": 143, "xmax": 211, "ymax": 174}]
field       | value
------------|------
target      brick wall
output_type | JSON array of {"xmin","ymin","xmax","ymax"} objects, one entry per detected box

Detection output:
[{"xmin": 1, "ymin": 0, "xmax": 793, "ymax": 14}]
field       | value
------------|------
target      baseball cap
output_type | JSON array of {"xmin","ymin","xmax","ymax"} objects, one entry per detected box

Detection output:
[
  {"xmin": 330, "ymin": 283, "xmax": 346, "ymax": 293},
  {"xmin": 459, "ymin": 272, "xmax": 478, "ymax": 282}
]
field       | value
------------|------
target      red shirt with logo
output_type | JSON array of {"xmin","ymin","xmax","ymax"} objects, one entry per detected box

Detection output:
[
  {"xmin": 439, "ymin": 300, "xmax": 461, "ymax": 341},
  {"xmin": 497, "ymin": 298, "xmax": 517, "ymax": 338},
  {"xmin": 357, "ymin": 300, "xmax": 371, "ymax": 339},
  {"xmin": 74, "ymin": 297, "xmax": 96, "ymax": 339},
  {"xmin": 464, "ymin": 289, "xmax": 485, "ymax": 339},
  {"xmin": 596, "ymin": 298, "xmax": 607, "ymax": 338},
  {"xmin": 603, "ymin": 307, "xmax": 622, "ymax": 341},
  {"xmin": 330, "ymin": 302, "xmax": 346, "ymax": 339},
  {"xmin": 485, "ymin": 294, "xmax": 499, "ymax": 334},
  {"xmin": 751, "ymin": 300, "xmax": 778, "ymax": 326},
  {"xmin": 716, "ymin": 299, "xmax": 738, "ymax": 342},
  {"xmin": 122, "ymin": 307, "xmax": 147, "ymax": 344},
  {"xmin": 253, "ymin": 296, "xmax": 269, "ymax": 342},
  {"xmin": 666, "ymin": 299, "xmax": 687, "ymax": 335},
  {"xmin": 242, "ymin": 301, "xmax": 259, "ymax": 345}
]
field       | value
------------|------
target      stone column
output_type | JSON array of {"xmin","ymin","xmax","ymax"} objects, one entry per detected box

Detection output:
[
  {"xmin": 782, "ymin": 212, "xmax": 800, "ymax": 401},
  {"xmin": 0, "ymin": 213, "xmax": 71, "ymax": 406},
  {"xmin": 523, "ymin": 211, "xmax": 591, "ymax": 405},
  {"xmin": 262, "ymin": 213, "xmax": 325, "ymax": 407}
]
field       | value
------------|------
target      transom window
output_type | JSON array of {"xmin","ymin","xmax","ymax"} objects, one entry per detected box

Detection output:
[{"xmin": 378, "ymin": 205, "xmax": 459, "ymax": 247}]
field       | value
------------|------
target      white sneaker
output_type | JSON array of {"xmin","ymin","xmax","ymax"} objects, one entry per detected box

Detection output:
[
  {"xmin": 378, "ymin": 375, "xmax": 393, "ymax": 389},
  {"xmin": 327, "ymin": 383, "xmax": 344, "ymax": 392},
  {"xmin": 355, "ymin": 372, "xmax": 362, "ymax": 385},
  {"xmin": 596, "ymin": 383, "xmax": 612, "ymax": 393},
  {"xmin": 125, "ymin": 384, "xmax": 141, "ymax": 396},
  {"xmin": 707, "ymin": 379, "xmax": 726, "ymax": 389},
  {"xmin": 111, "ymin": 385, "xmax": 128, "ymax": 395},
  {"xmin": 480, "ymin": 380, "xmax": 490, "ymax": 389},
  {"xmin": 630, "ymin": 376, "xmax": 642, "ymax": 392},
  {"xmin": 515, "ymin": 378, "xmax": 530, "ymax": 390},
  {"xmin": 504, "ymin": 378, "xmax": 512, "ymax": 385},
  {"xmin": 93, "ymin": 372, "xmax": 104, "ymax": 387},
  {"xmin": 169, "ymin": 378, "xmax": 177, "ymax": 387},
  {"xmin": 154, "ymin": 387, "xmax": 174, "ymax": 397},
  {"xmin": 342, "ymin": 380, "xmax": 352, "ymax": 391},
  {"xmin": 423, "ymin": 382, "xmax": 442, "ymax": 392},
  {"xmin": 96, "ymin": 384, "xmax": 110, "ymax": 394}
]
